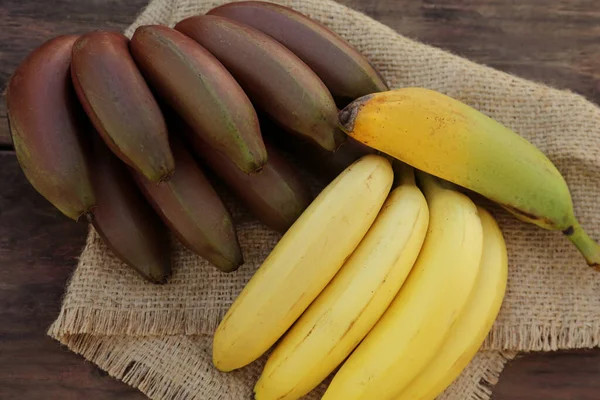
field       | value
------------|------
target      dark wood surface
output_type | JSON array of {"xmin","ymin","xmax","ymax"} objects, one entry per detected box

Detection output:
[{"xmin": 0, "ymin": 0, "xmax": 599, "ymax": 399}]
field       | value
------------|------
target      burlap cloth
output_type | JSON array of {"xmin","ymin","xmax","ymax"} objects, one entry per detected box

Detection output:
[{"xmin": 47, "ymin": 0, "xmax": 600, "ymax": 399}]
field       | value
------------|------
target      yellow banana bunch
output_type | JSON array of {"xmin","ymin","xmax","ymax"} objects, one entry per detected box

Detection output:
[
  {"xmin": 255, "ymin": 164, "xmax": 429, "ymax": 400},
  {"xmin": 322, "ymin": 172, "xmax": 483, "ymax": 400},
  {"xmin": 339, "ymin": 87, "xmax": 600, "ymax": 269},
  {"xmin": 213, "ymin": 154, "xmax": 393, "ymax": 372},
  {"xmin": 396, "ymin": 206, "xmax": 508, "ymax": 400}
]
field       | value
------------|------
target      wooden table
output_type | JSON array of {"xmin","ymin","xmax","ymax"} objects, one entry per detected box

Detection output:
[{"xmin": 1, "ymin": 0, "xmax": 599, "ymax": 398}]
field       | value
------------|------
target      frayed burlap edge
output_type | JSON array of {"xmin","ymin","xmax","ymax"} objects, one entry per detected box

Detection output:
[
  {"xmin": 48, "ymin": 305, "xmax": 223, "ymax": 338},
  {"xmin": 47, "ymin": 224, "xmax": 600, "ymax": 354},
  {"xmin": 50, "ymin": 331, "xmax": 517, "ymax": 400},
  {"xmin": 484, "ymin": 321, "xmax": 600, "ymax": 352},
  {"xmin": 48, "ymin": 305, "xmax": 600, "ymax": 353},
  {"xmin": 54, "ymin": 334, "xmax": 211, "ymax": 400}
]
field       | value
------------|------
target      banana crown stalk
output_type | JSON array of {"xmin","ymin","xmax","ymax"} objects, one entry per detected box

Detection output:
[{"xmin": 339, "ymin": 87, "xmax": 600, "ymax": 269}]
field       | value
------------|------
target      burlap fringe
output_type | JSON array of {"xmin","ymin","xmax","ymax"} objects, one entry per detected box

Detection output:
[
  {"xmin": 51, "ymin": 330, "xmax": 516, "ymax": 400},
  {"xmin": 48, "ymin": 306, "xmax": 224, "ymax": 337},
  {"xmin": 483, "ymin": 322, "xmax": 600, "ymax": 352},
  {"xmin": 52, "ymin": 334, "xmax": 206, "ymax": 400},
  {"xmin": 48, "ymin": 305, "xmax": 600, "ymax": 354},
  {"xmin": 473, "ymin": 352, "xmax": 515, "ymax": 400}
]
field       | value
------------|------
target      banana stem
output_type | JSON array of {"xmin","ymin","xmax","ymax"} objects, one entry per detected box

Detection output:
[
  {"xmin": 565, "ymin": 222, "xmax": 600, "ymax": 271},
  {"xmin": 394, "ymin": 161, "xmax": 416, "ymax": 186},
  {"xmin": 415, "ymin": 170, "xmax": 444, "ymax": 199}
]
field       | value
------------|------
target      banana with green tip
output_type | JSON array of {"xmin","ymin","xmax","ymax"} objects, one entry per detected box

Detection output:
[{"xmin": 340, "ymin": 87, "xmax": 600, "ymax": 269}]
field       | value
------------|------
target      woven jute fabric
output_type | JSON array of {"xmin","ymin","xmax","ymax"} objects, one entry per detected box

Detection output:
[{"xmin": 48, "ymin": 0, "xmax": 600, "ymax": 399}]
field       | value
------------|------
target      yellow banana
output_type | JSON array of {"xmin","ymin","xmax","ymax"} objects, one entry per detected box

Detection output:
[
  {"xmin": 213, "ymin": 155, "xmax": 393, "ymax": 372},
  {"xmin": 339, "ymin": 87, "xmax": 600, "ymax": 269},
  {"xmin": 322, "ymin": 172, "xmax": 483, "ymax": 400},
  {"xmin": 254, "ymin": 164, "xmax": 429, "ymax": 400},
  {"xmin": 396, "ymin": 206, "xmax": 508, "ymax": 400}
]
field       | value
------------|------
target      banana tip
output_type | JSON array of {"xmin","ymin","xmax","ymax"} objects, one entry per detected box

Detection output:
[
  {"xmin": 338, "ymin": 94, "xmax": 373, "ymax": 133},
  {"xmin": 248, "ymin": 164, "xmax": 265, "ymax": 175},
  {"xmin": 152, "ymin": 273, "xmax": 171, "ymax": 284},
  {"xmin": 564, "ymin": 223, "xmax": 600, "ymax": 270},
  {"xmin": 82, "ymin": 208, "xmax": 96, "ymax": 223},
  {"xmin": 158, "ymin": 170, "xmax": 175, "ymax": 183}
]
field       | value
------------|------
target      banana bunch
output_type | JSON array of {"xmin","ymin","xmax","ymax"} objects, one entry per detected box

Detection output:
[
  {"xmin": 213, "ymin": 155, "xmax": 509, "ymax": 399},
  {"xmin": 6, "ymin": 1, "xmax": 386, "ymax": 282}
]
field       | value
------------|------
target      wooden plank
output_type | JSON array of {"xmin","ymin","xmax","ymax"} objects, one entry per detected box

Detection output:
[
  {"xmin": 338, "ymin": 0, "xmax": 600, "ymax": 103},
  {"xmin": 0, "ymin": 151, "xmax": 145, "ymax": 399},
  {"xmin": 1, "ymin": 117, "xmax": 10, "ymax": 147},
  {"xmin": 0, "ymin": 0, "xmax": 150, "ymax": 397},
  {"xmin": 494, "ymin": 349, "xmax": 600, "ymax": 399}
]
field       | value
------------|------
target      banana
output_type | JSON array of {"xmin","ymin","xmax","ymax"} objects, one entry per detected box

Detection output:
[
  {"xmin": 396, "ymin": 206, "xmax": 508, "ymax": 400},
  {"xmin": 254, "ymin": 164, "xmax": 428, "ymax": 400},
  {"xmin": 207, "ymin": 1, "xmax": 388, "ymax": 105},
  {"xmin": 339, "ymin": 87, "xmax": 600, "ymax": 268},
  {"xmin": 71, "ymin": 31, "xmax": 174, "ymax": 183},
  {"xmin": 322, "ymin": 172, "xmax": 483, "ymax": 400},
  {"xmin": 212, "ymin": 154, "xmax": 393, "ymax": 372},
  {"xmin": 132, "ymin": 137, "xmax": 243, "ymax": 273},
  {"xmin": 90, "ymin": 134, "xmax": 171, "ymax": 284},
  {"xmin": 6, "ymin": 35, "xmax": 96, "ymax": 221},
  {"xmin": 188, "ymin": 132, "xmax": 312, "ymax": 234},
  {"xmin": 130, "ymin": 25, "xmax": 267, "ymax": 174},
  {"xmin": 174, "ymin": 15, "xmax": 345, "ymax": 152}
]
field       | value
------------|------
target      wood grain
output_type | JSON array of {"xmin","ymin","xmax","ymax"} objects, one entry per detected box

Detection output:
[
  {"xmin": 0, "ymin": 0, "xmax": 150, "ymax": 146},
  {"xmin": 0, "ymin": 152, "xmax": 146, "ymax": 399},
  {"xmin": 339, "ymin": 0, "xmax": 600, "ymax": 104},
  {"xmin": 1, "ymin": 0, "xmax": 599, "ymax": 399},
  {"xmin": 494, "ymin": 349, "xmax": 600, "ymax": 400}
]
